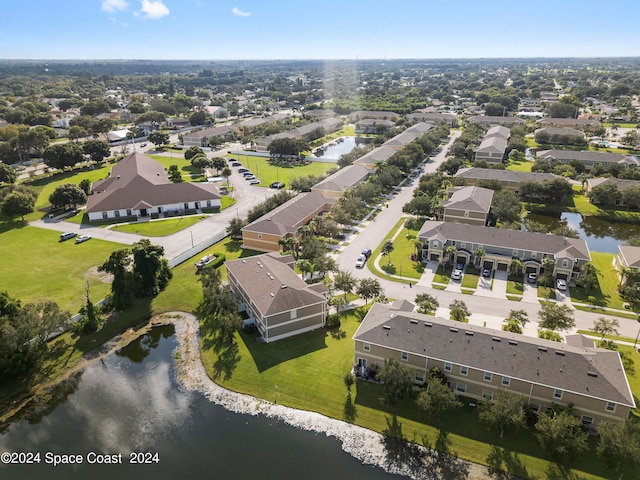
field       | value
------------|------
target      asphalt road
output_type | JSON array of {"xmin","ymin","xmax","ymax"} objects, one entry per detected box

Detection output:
[{"xmin": 336, "ymin": 131, "xmax": 640, "ymax": 342}]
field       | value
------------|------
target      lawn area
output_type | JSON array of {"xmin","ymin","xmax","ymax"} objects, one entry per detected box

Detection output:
[
  {"xmin": 147, "ymin": 153, "xmax": 205, "ymax": 182},
  {"xmin": 506, "ymin": 159, "xmax": 534, "ymax": 172},
  {"xmin": 569, "ymin": 252, "xmax": 625, "ymax": 309},
  {"xmin": 307, "ymin": 125, "xmax": 356, "ymax": 149},
  {"xmin": 433, "ymin": 264, "xmax": 452, "ymax": 284},
  {"xmin": 525, "ymin": 190, "xmax": 640, "ymax": 222},
  {"xmin": 0, "ymin": 223, "xmax": 122, "ymax": 313},
  {"xmin": 200, "ymin": 306, "xmax": 625, "ymax": 480},
  {"xmin": 229, "ymin": 154, "xmax": 336, "ymax": 187},
  {"xmin": 111, "ymin": 216, "xmax": 204, "ymax": 236},
  {"xmin": 382, "ymin": 226, "xmax": 425, "ymax": 280},
  {"xmin": 367, "ymin": 217, "xmax": 417, "ymax": 283},
  {"xmin": 461, "ymin": 266, "xmax": 480, "ymax": 289},
  {"xmin": 537, "ymin": 285, "xmax": 556, "ymax": 300},
  {"xmin": 506, "ymin": 274, "xmax": 523, "ymax": 295}
]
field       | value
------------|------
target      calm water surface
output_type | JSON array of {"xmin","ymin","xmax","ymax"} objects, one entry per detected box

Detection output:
[
  {"xmin": 0, "ymin": 326, "xmax": 402, "ymax": 480},
  {"xmin": 312, "ymin": 136, "xmax": 370, "ymax": 160}
]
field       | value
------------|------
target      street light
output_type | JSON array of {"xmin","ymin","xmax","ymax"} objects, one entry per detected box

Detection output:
[{"xmin": 190, "ymin": 231, "xmax": 194, "ymax": 248}]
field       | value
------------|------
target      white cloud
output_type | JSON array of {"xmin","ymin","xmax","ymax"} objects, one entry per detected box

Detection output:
[
  {"xmin": 232, "ymin": 6, "xmax": 251, "ymax": 17},
  {"xmin": 140, "ymin": 0, "xmax": 170, "ymax": 19},
  {"xmin": 101, "ymin": 0, "xmax": 129, "ymax": 13}
]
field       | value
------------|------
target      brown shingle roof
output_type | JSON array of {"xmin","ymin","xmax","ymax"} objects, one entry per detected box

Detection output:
[
  {"xmin": 537, "ymin": 149, "xmax": 639, "ymax": 166},
  {"xmin": 311, "ymin": 165, "xmax": 373, "ymax": 193},
  {"xmin": 354, "ymin": 303, "xmax": 634, "ymax": 407},
  {"xmin": 455, "ymin": 167, "xmax": 558, "ymax": 184},
  {"xmin": 443, "ymin": 186, "xmax": 493, "ymax": 213},
  {"xmin": 618, "ymin": 245, "xmax": 640, "ymax": 269}
]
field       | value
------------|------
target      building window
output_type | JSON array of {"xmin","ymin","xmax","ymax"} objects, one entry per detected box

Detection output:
[
  {"xmin": 484, "ymin": 372, "xmax": 492, "ymax": 382},
  {"xmin": 432, "ymin": 241, "xmax": 438, "ymax": 248},
  {"xmin": 512, "ymin": 249, "xmax": 518, "ymax": 256},
  {"xmin": 553, "ymin": 388, "xmax": 563, "ymax": 399},
  {"xmin": 114, "ymin": 210, "xmax": 120, "ymax": 218},
  {"xmin": 126, "ymin": 209, "xmax": 132, "ymax": 216},
  {"xmin": 464, "ymin": 210, "xmax": 470, "ymax": 217},
  {"xmin": 363, "ymin": 343, "xmax": 370, "ymax": 352},
  {"xmin": 444, "ymin": 362, "xmax": 452, "ymax": 372},
  {"xmin": 184, "ymin": 203, "xmax": 189, "ymax": 209},
  {"xmin": 581, "ymin": 415, "xmax": 594, "ymax": 424},
  {"xmin": 606, "ymin": 402, "xmax": 616, "ymax": 412},
  {"xmin": 460, "ymin": 366, "xmax": 468, "ymax": 376},
  {"xmin": 456, "ymin": 383, "xmax": 466, "ymax": 393},
  {"xmin": 530, "ymin": 403, "xmax": 540, "ymax": 413},
  {"xmin": 482, "ymin": 389, "xmax": 493, "ymax": 400},
  {"xmin": 531, "ymin": 252, "xmax": 537, "ymax": 259},
  {"xmin": 258, "ymin": 233, "xmax": 262, "ymax": 239},
  {"xmin": 415, "ymin": 373, "xmax": 425, "ymax": 383},
  {"xmin": 290, "ymin": 309, "xmax": 297, "ymax": 320},
  {"xmin": 102, "ymin": 212, "xmax": 108, "ymax": 219},
  {"xmin": 401, "ymin": 351, "xmax": 409, "ymax": 361},
  {"xmin": 502, "ymin": 376, "xmax": 510, "ymax": 386},
  {"xmin": 206, "ymin": 200, "xmax": 211, "ymax": 207},
  {"xmin": 562, "ymin": 259, "xmax": 569, "ymax": 267}
]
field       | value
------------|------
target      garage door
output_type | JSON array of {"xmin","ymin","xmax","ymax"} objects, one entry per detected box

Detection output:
[
  {"xmin": 430, "ymin": 253, "xmax": 440, "ymax": 261},
  {"xmin": 525, "ymin": 266, "xmax": 537, "ymax": 275},
  {"xmin": 497, "ymin": 262, "xmax": 508, "ymax": 271},
  {"xmin": 557, "ymin": 273, "xmax": 568, "ymax": 280},
  {"xmin": 483, "ymin": 261, "xmax": 494, "ymax": 269}
]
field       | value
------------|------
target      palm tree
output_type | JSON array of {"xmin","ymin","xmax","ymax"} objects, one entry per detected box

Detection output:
[
  {"xmin": 618, "ymin": 266, "xmax": 631, "ymax": 287},
  {"xmin": 413, "ymin": 239, "xmax": 424, "ymax": 260},
  {"xmin": 473, "ymin": 248, "xmax": 486, "ymax": 268},
  {"xmin": 509, "ymin": 258, "xmax": 524, "ymax": 276},
  {"xmin": 541, "ymin": 257, "xmax": 555, "ymax": 276},
  {"xmin": 381, "ymin": 240, "xmax": 394, "ymax": 266},
  {"xmin": 443, "ymin": 245, "xmax": 457, "ymax": 265},
  {"xmin": 297, "ymin": 259, "xmax": 315, "ymax": 282},
  {"xmin": 221, "ymin": 167, "xmax": 232, "ymax": 187}
]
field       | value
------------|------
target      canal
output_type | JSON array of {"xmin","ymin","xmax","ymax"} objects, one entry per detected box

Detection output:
[{"xmin": 0, "ymin": 326, "xmax": 404, "ymax": 480}]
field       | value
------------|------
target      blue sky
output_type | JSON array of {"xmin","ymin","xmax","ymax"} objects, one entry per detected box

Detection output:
[{"xmin": 2, "ymin": 0, "xmax": 640, "ymax": 60}]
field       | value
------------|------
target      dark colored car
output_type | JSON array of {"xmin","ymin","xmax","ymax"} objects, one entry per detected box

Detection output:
[
  {"xmin": 362, "ymin": 248, "xmax": 372, "ymax": 259},
  {"xmin": 231, "ymin": 161, "xmax": 241, "ymax": 167},
  {"xmin": 238, "ymin": 168, "xmax": 249, "ymax": 173}
]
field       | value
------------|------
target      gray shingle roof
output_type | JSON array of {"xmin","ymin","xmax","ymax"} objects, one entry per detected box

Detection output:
[
  {"xmin": 311, "ymin": 165, "xmax": 373, "ymax": 193},
  {"xmin": 226, "ymin": 252, "xmax": 326, "ymax": 317},
  {"xmin": 418, "ymin": 221, "xmax": 590, "ymax": 261},
  {"xmin": 618, "ymin": 245, "xmax": 640, "ymax": 269},
  {"xmin": 485, "ymin": 125, "xmax": 510, "ymax": 139},
  {"xmin": 537, "ymin": 149, "xmax": 639, "ymax": 166},
  {"xmin": 587, "ymin": 177, "xmax": 640, "ymax": 191},
  {"xmin": 354, "ymin": 303, "xmax": 635, "ymax": 407},
  {"xmin": 476, "ymin": 136, "xmax": 507, "ymax": 153},
  {"xmin": 242, "ymin": 192, "xmax": 334, "ymax": 236},
  {"xmin": 455, "ymin": 167, "xmax": 558, "ymax": 184},
  {"xmin": 443, "ymin": 186, "xmax": 493, "ymax": 213}
]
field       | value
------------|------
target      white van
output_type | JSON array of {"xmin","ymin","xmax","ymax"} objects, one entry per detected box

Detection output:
[{"xmin": 60, "ymin": 232, "xmax": 77, "ymax": 241}]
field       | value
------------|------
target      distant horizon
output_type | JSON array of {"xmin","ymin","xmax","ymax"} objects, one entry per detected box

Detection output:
[{"xmin": 2, "ymin": 1, "xmax": 640, "ymax": 60}]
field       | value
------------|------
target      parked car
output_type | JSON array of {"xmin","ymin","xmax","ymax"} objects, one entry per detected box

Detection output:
[
  {"xmin": 245, "ymin": 175, "xmax": 256, "ymax": 181},
  {"xmin": 361, "ymin": 248, "xmax": 372, "ymax": 259},
  {"xmin": 59, "ymin": 232, "xmax": 77, "ymax": 241},
  {"xmin": 556, "ymin": 279, "xmax": 567, "ymax": 291},
  {"xmin": 455, "ymin": 263, "xmax": 464, "ymax": 270},
  {"xmin": 355, "ymin": 255, "xmax": 366, "ymax": 268},
  {"xmin": 269, "ymin": 181, "xmax": 285, "ymax": 189},
  {"xmin": 527, "ymin": 273, "xmax": 537, "ymax": 284},
  {"xmin": 238, "ymin": 168, "xmax": 249, "ymax": 173},
  {"xmin": 75, "ymin": 235, "xmax": 92, "ymax": 244},
  {"xmin": 242, "ymin": 171, "xmax": 254, "ymax": 177},
  {"xmin": 482, "ymin": 269, "xmax": 491, "ymax": 278},
  {"xmin": 249, "ymin": 179, "xmax": 260, "ymax": 185},
  {"xmin": 195, "ymin": 254, "xmax": 216, "ymax": 271},
  {"xmin": 452, "ymin": 269, "xmax": 463, "ymax": 280},
  {"xmin": 231, "ymin": 161, "xmax": 241, "ymax": 167}
]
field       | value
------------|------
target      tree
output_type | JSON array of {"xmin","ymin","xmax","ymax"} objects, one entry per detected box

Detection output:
[
  {"xmin": 596, "ymin": 420, "xmax": 640, "ymax": 471},
  {"xmin": 226, "ymin": 217, "xmax": 247, "ymax": 238},
  {"xmin": 184, "ymin": 146, "xmax": 205, "ymax": 161},
  {"xmin": 509, "ymin": 258, "xmax": 524, "ymax": 275},
  {"xmin": 79, "ymin": 178, "xmax": 91, "ymax": 195},
  {"xmin": 478, "ymin": 391, "xmax": 526, "ymax": 438},
  {"xmin": 99, "ymin": 248, "xmax": 135, "ymax": 310},
  {"xmin": 621, "ymin": 184, "xmax": 640, "ymax": 210},
  {"xmin": 147, "ymin": 131, "xmax": 170, "ymax": 148},
  {"xmin": 1, "ymin": 190, "xmax": 35, "ymax": 221},
  {"xmin": 591, "ymin": 316, "xmax": 620, "ymax": 341},
  {"xmin": 42, "ymin": 142, "xmax": 85, "ymax": 170},
  {"xmin": 473, "ymin": 247, "xmax": 485, "ymax": 268},
  {"xmin": 0, "ymin": 162, "xmax": 17, "ymax": 184},
  {"xmin": 490, "ymin": 189, "xmax": 521, "ymax": 225},
  {"xmin": 443, "ymin": 245, "xmax": 457, "ymax": 265},
  {"xmin": 48, "ymin": 183, "xmax": 87, "ymax": 209},
  {"xmin": 356, "ymin": 278, "xmax": 382, "ymax": 305},
  {"xmin": 415, "ymin": 293, "xmax": 439, "ymax": 314},
  {"xmin": 190, "ymin": 154, "xmax": 211, "ymax": 170},
  {"xmin": 402, "ymin": 195, "xmax": 435, "ymax": 217},
  {"xmin": 168, "ymin": 164, "xmax": 183, "ymax": 183},
  {"xmin": 131, "ymin": 239, "xmax": 172, "ymax": 297},
  {"xmin": 376, "ymin": 358, "xmax": 415, "ymax": 405},
  {"xmin": 416, "ymin": 376, "xmax": 462, "ymax": 425},
  {"xmin": 575, "ymin": 263, "xmax": 598, "ymax": 292},
  {"xmin": 221, "ymin": 166, "xmax": 232, "ymax": 182},
  {"xmin": 196, "ymin": 267, "xmax": 243, "ymax": 344},
  {"xmin": 381, "ymin": 240, "xmax": 394, "ymax": 266},
  {"xmin": 535, "ymin": 410, "xmax": 588, "ymax": 460},
  {"xmin": 502, "ymin": 309, "xmax": 529, "ymax": 333},
  {"xmin": 343, "ymin": 372, "xmax": 355, "ymax": 393},
  {"xmin": 297, "ymin": 259, "xmax": 315, "ymax": 282},
  {"xmin": 334, "ymin": 269, "xmax": 357, "ymax": 301},
  {"xmin": 82, "ymin": 139, "xmax": 110, "ymax": 161},
  {"xmin": 587, "ymin": 182, "xmax": 621, "ymax": 207},
  {"xmin": 212, "ymin": 157, "xmax": 226, "ymax": 175},
  {"xmin": 538, "ymin": 302, "xmax": 575, "ymax": 332},
  {"xmin": 79, "ymin": 284, "xmax": 101, "ymax": 333},
  {"xmin": 449, "ymin": 299, "xmax": 470, "ymax": 323}
]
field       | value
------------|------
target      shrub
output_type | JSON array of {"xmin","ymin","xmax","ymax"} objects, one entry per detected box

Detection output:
[{"xmin": 325, "ymin": 313, "xmax": 340, "ymax": 329}]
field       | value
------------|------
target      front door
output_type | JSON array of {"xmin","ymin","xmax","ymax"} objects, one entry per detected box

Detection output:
[{"xmin": 140, "ymin": 208, "xmax": 148, "ymax": 217}]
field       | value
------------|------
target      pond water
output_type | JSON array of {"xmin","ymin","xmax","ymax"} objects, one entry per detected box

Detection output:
[
  {"xmin": 0, "ymin": 326, "xmax": 402, "ymax": 480},
  {"xmin": 526, "ymin": 212, "xmax": 640, "ymax": 254},
  {"xmin": 312, "ymin": 137, "xmax": 371, "ymax": 160}
]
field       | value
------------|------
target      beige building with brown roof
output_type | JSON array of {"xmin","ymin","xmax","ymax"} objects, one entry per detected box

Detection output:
[
  {"xmin": 614, "ymin": 245, "xmax": 640, "ymax": 286},
  {"xmin": 311, "ymin": 165, "xmax": 373, "ymax": 199},
  {"xmin": 455, "ymin": 167, "xmax": 558, "ymax": 195},
  {"xmin": 241, "ymin": 193, "xmax": 334, "ymax": 252},
  {"xmin": 353, "ymin": 302, "xmax": 634, "ymax": 425},
  {"xmin": 86, "ymin": 152, "xmax": 220, "ymax": 222},
  {"xmin": 226, "ymin": 252, "xmax": 328, "ymax": 343},
  {"xmin": 441, "ymin": 186, "xmax": 493, "ymax": 226}
]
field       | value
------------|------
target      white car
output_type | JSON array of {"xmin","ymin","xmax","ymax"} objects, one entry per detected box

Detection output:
[
  {"xmin": 355, "ymin": 255, "xmax": 366, "ymax": 268},
  {"xmin": 452, "ymin": 269, "xmax": 463, "ymax": 280},
  {"xmin": 75, "ymin": 235, "xmax": 92, "ymax": 244},
  {"xmin": 556, "ymin": 279, "xmax": 567, "ymax": 291},
  {"xmin": 248, "ymin": 178, "xmax": 260, "ymax": 185}
]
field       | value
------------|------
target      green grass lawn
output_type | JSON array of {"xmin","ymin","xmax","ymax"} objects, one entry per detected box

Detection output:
[
  {"xmin": 147, "ymin": 154, "xmax": 205, "ymax": 182},
  {"xmin": 506, "ymin": 275, "xmax": 524, "ymax": 295},
  {"xmin": 382, "ymin": 227, "xmax": 425, "ymax": 279},
  {"xmin": 461, "ymin": 266, "xmax": 480, "ymax": 289},
  {"xmin": 506, "ymin": 159, "xmax": 534, "ymax": 172},
  {"xmin": 111, "ymin": 216, "xmax": 204, "ymax": 236},
  {"xmin": 569, "ymin": 252, "xmax": 625, "ymax": 309},
  {"xmin": 0, "ymin": 224, "xmax": 122, "ymax": 313},
  {"xmin": 367, "ymin": 217, "xmax": 417, "ymax": 284},
  {"xmin": 537, "ymin": 285, "xmax": 556, "ymax": 300},
  {"xmin": 433, "ymin": 264, "xmax": 452, "ymax": 284},
  {"xmin": 229, "ymin": 154, "xmax": 336, "ymax": 187}
]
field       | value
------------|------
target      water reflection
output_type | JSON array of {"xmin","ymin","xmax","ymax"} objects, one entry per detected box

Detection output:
[
  {"xmin": 312, "ymin": 137, "xmax": 370, "ymax": 159},
  {"xmin": 526, "ymin": 212, "xmax": 640, "ymax": 253}
]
